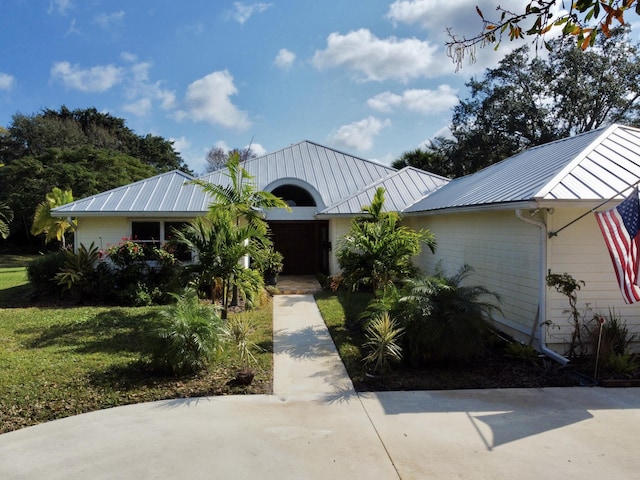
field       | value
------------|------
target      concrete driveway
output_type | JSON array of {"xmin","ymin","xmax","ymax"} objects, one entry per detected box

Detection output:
[{"xmin": 2, "ymin": 294, "xmax": 640, "ymax": 479}]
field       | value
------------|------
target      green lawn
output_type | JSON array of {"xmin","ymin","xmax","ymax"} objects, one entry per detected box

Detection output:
[{"xmin": 0, "ymin": 255, "xmax": 273, "ymax": 434}]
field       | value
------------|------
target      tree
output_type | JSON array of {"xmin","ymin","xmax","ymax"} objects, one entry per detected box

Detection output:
[
  {"xmin": 31, "ymin": 187, "xmax": 76, "ymax": 249},
  {"xmin": 0, "ymin": 106, "xmax": 189, "ymax": 244},
  {"xmin": 190, "ymin": 153, "xmax": 290, "ymax": 311},
  {"xmin": 205, "ymin": 146, "xmax": 257, "ymax": 173},
  {"xmin": 337, "ymin": 187, "xmax": 435, "ymax": 294},
  {"xmin": 447, "ymin": 0, "xmax": 640, "ymax": 69},
  {"xmin": 405, "ymin": 29, "xmax": 640, "ymax": 178}
]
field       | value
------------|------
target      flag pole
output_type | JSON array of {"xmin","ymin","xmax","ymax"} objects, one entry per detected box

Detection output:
[{"xmin": 548, "ymin": 181, "xmax": 640, "ymax": 238}]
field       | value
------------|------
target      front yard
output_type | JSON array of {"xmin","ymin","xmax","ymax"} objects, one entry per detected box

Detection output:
[{"xmin": 0, "ymin": 256, "xmax": 273, "ymax": 434}]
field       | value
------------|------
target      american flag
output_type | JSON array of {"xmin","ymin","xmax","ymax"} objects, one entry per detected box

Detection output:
[{"xmin": 595, "ymin": 188, "xmax": 640, "ymax": 304}]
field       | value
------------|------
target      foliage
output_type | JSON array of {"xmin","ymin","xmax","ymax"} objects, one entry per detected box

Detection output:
[
  {"xmin": 407, "ymin": 29, "xmax": 640, "ymax": 178},
  {"xmin": 604, "ymin": 352, "xmax": 638, "ymax": 377},
  {"xmin": 546, "ymin": 272, "xmax": 586, "ymax": 358},
  {"xmin": 31, "ymin": 187, "xmax": 76, "ymax": 248},
  {"xmin": 0, "ymin": 286, "xmax": 273, "ymax": 433},
  {"xmin": 446, "ymin": 0, "xmax": 640, "ymax": 69},
  {"xmin": 362, "ymin": 312, "xmax": 404, "ymax": 374},
  {"xmin": 504, "ymin": 342, "xmax": 539, "ymax": 363},
  {"xmin": 105, "ymin": 238, "xmax": 183, "ymax": 306},
  {"xmin": 187, "ymin": 153, "xmax": 289, "ymax": 316},
  {"xmin": 399, "ymin": 264, "xmax": 502, "ymax": 365},
  {"xmin": 26, "ymin": 252, "xmax": 67, "ymax": 296},
  {"xmin": 0, "ymin": 106, "xmax": 190, "ymax": 244},
  {"xmin": 55, "ymin": 242, "xmax": 101, "ymax": 293},
  {"xmin": 0, "ymin": 201, "xmax": 12, "ymax": 239},
  {"xmin": 337, "ymin": 187, "xmax": 435, "ymax": 294},
  {"xmin": 150, "ymin": 288, "xmax": 224, "ymax": 375},
  {"xmin": 205, "ymin": 145, "xmax": 257, "ymax": 173},
  {"xmin": 173, "ymin": 211, "xmax": 265, "ymax": 317},
  {"xmin": 223, "ymin": 313, "xmax": 262, "ymax": 371}
]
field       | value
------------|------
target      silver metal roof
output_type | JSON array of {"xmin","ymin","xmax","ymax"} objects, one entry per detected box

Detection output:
[
  {"xmin": 52, "ymin": 170, "xmax": 211, "ymax": 217},
  {"xmin": 52, "ymin": 141, "xmax": 398, "ymax": 217},
  {"xmin": 200, "ymin": 140, "xmax": 396, "ymax": 210},
  {"xmin": 404, "ymin": 124, "xmax": 640, "ymax": 213},
  {"xmin": 319, "ymin": 167, "xmax": 449, "ymax": 216}
]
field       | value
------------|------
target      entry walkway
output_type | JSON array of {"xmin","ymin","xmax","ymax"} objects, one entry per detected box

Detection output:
[{"xmin": 2, "ymin": 295, "xmax": 640, "ymax": 479}]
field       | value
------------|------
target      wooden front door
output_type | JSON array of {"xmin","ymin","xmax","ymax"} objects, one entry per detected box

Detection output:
[{"xmin": 268, "ymin": 221, "xmax": 329, "ymax": 275}]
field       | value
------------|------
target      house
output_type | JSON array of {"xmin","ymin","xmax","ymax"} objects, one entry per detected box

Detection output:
[
  {"xmin": 403, "ymin": 124, "xmax": 640, "ymax": 361},
  {"xmin": 53, "ymin": 126, "xmax": 640, "ymax": 360},
  {"xmin": 52, "ymin": 140, "xmax": 449, "ymax": 276}
]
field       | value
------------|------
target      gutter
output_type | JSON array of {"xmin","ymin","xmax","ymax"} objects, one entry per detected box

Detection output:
[{"xmin": 516, "ymin": 209, "xmax": 569, "ymax": 365}]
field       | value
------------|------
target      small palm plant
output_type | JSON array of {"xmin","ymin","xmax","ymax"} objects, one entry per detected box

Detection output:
[
  {"xmin": 224, "ymin": 313, "xmax": 262, "ymax": 384},
  {"xmin": 362, "ymin": 312, "xmax": 405, "ymax": 375},
  {"xmin": 151, "ymin": 287, "xmax": 224, "ymax": 375}
]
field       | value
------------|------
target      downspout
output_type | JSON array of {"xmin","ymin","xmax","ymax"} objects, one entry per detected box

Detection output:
[{"xmin": 516, "ymin": 209, "xmax": 569, "ymax": 365}]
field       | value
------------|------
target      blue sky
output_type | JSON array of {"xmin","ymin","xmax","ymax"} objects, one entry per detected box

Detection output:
[{"xmin": 1, "ymin": 0, "xmax": 524, "ymax": 174}]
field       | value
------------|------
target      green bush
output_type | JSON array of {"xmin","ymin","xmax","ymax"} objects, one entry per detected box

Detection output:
[
  {"xmin": 26, "ymin": 252, "xmax": 66, "ymax": 296},
  {"xmin": 150, "ymin": 288, "xmax": 224, "ymax": 375},
  {"xmin": 398, "ymin": 264, "xmax": 501, "ymax": 365},
  {"xmin": 362, "ymin": 312, "xmax": 404, "ymax": 374}
]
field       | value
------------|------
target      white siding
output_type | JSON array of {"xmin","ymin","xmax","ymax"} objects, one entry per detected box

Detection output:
[
  {"xmin": 76, "ymin": 217, "xmax": 129, "ymax": 252},
  {"xmin": 329, "ymin": 217, "xmax": 352, "ymax": 275},
  {"xmin": 409, "ymin": 211, "xmax": 541, "ymax": 342},
  {"xmin": 546, "ymin": 207, "xmax": 640, "ymax": 348}
]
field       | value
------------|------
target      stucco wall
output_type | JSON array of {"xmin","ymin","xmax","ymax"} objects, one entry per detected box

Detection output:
[{"xmin": 406, "ymin": 210, "xmax": 542, "ymax": 343}]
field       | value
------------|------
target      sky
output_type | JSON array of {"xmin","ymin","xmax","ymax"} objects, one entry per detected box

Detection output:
[{"xmin": 1, "ymin": 0, "xmax": 529, "ymax": 174}]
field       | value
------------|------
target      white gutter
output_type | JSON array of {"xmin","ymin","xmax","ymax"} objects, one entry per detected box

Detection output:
[{"xmin": 516, "ymin": 209, "xmax": 569, "ymax": 365}]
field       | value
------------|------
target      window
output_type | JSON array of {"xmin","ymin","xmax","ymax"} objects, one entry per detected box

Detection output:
[
  {"xmin": 130, "ymin": 220, "xmax": 192, "ymax": 262},
  {"xmin": 271, "ymin": 185, "xmax": 316, "ymax": 207}
]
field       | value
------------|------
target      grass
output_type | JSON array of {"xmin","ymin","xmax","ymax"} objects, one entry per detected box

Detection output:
[{"xmin": 0, "ymin": 255, "xmax": 273, "ymax": 434}]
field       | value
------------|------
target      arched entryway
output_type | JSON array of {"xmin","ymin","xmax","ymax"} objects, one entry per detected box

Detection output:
[{"xmin": 267, "ymin": 184, "xmax": 329, "ymax": 275}]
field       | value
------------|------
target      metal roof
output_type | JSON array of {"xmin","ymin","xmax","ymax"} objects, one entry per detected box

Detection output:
[
  {"xmin": 52, "ymin": 170, "xmax": 211, "ymax": 217},
  {"xmin": 404, "ymin": 124, "xmax": 640, "ymax": 213},
  {"xmin": 52, "ymin": 141, "xmax": 398, "ymax": 217},
  {"xmin": 319, "ymin": 167, "xmax": 450, "ymax": 216},
  {"xmin": 199, "ymin": 140, "xmax": 396, "ymax": 210}
]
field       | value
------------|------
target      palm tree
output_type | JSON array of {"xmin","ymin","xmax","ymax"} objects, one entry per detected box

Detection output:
[
  {"xmin": 31, "ymin": 187, "xmax": 76, "ymax": 248},
  {"xmin": 190, "ymin": 153, "xmax": 290, "ymax": 304},
  {"xmin": 337, "ymin": 187, "xmax": 436, "ymax": 294}
]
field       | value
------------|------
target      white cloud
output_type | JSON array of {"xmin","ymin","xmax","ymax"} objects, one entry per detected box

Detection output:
[
  {"xmin": 48, "ymin": 0, "xmax": 72, "ymax": 15},
  {"xmin": 367, "ymin": 85, "xmax": 458, "ymax": 114},
  {"xmin": 329, "ymin": 116, "xmax": 391, "ymax": 152},
  {"xmin": 247, "ymin": 142, "xmax": 266, "ymax": 156},
  {"xmin": 0, "ymin": 72, "xmax": 15, "ymax": 91},
  {"xmin": 122, "ymin": 97, "xmax": 152, "ymax": 116},
  {"xmin": 181, "ymin": 70, "xmax": 251, "ymax": 130},
  {"xmin": 50, "ymin": 61, "xmax": 123, "ymax": 92},
  {"xmin": 312, "ymin": 29, "xmax": 440, "ymax": 82},
  {"xmin": 274, "ymin": 48, "xmax": 295, "ymax": 69},
  {"xmin": 230, "ymin": 2, "xmax": 272, "ymax": 24},
  {"xmin": 170, "ymin": 136, "xmax": 191, "ymax": 154},
  {"xmin": 94, "ymin": 11, "xmax": 125, "ymax": 30}
]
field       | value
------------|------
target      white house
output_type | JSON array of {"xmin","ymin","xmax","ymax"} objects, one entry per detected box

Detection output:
[
  {"xmin": 404, "ymin": 124, "xmax": 640, "ymax": 361},
  {"xmin": 53, "ymin": 126, "xmax": 640, "ymax": 360}
]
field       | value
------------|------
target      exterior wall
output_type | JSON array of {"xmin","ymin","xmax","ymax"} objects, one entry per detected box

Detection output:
[
  {"xmin": 328, "ymin": 217, "xmax": 352, "ymax": 276},
  {"xmin": 546, "ymin": 207, "xmax": 640, "ymax": 351},
  {"xmin": 406, "ymin": 211, "xmax": 542, "ymax": 344},
  {"xmin": 75, "ymin": 217, "xmax": 130, "ymax": 252}
]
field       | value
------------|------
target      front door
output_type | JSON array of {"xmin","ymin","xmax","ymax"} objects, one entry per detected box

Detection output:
[{"xmin": 268, "ymin": 221, "xmax": 329, "ymax": 275}]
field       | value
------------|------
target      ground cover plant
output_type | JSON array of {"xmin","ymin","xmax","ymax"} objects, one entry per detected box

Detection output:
[
  {"xmin": 0, "ymin": 258, "xmax": 273, "ymax": 434},
  {"xmin": 315, "ymin": 290, "xmax": 584, "ymax": 391}
]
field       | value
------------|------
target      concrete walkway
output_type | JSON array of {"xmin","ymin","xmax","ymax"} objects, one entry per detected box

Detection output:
[{"xmin": 2, "ymin": 295, "xmax": 640, "ymax": 479}]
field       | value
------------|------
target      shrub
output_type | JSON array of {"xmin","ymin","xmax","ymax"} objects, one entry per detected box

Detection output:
[
  {"xmin": 362, "ymin": 312, "xmax": 404, "ymax": 374},
  {"xmin": 149, "ymin": 288, "xmax": 224, "ymax": 375},
  {"xmin": 605, "ymin": 353, "xmax": 638, "ymax": 378},
  {"xmin": 26, "ymin": 252, "xmax": 66, "ymax": 297},
  {"xmin": 399, "ymin": 264, "xmax": 501, "ymax": 365}
]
